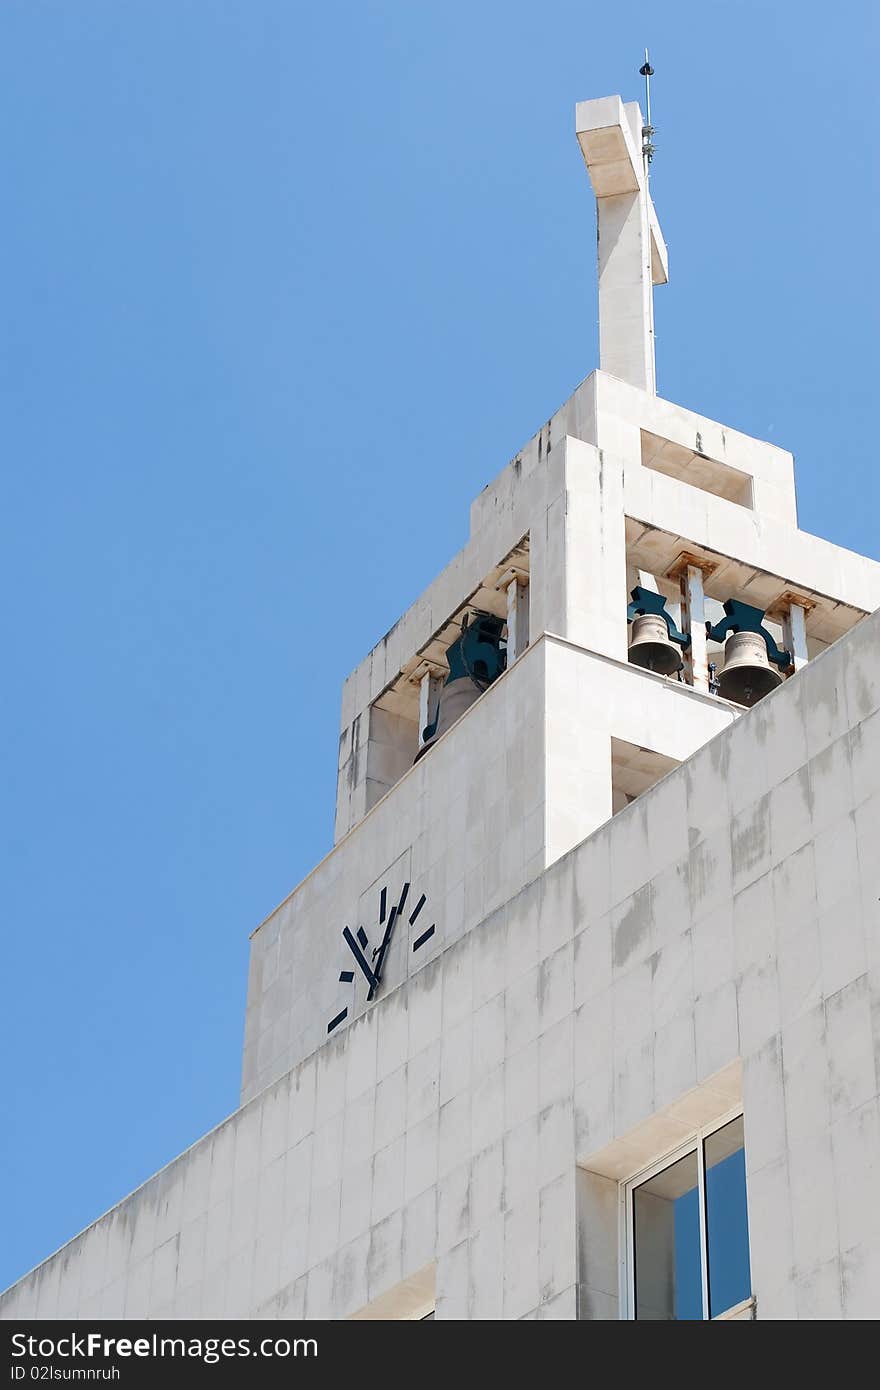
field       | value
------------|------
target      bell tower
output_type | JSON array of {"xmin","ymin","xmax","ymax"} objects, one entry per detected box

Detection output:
[
  {"xmin": 4, "ymin": 73, "xmax": 879, "ymax": 1328},
  {"xmin": 255, "ymin": 90, "xmax": 880, "ymax": 1094}
]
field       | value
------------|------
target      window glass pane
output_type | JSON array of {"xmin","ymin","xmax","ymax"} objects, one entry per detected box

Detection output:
[
  {"xmin": 704, "ymin": 1116, "xmax": 751, "ymax": 1317},
  {"xmin": 633, "ymin": 1150, "xmax": 702, "ymax": 1320}
]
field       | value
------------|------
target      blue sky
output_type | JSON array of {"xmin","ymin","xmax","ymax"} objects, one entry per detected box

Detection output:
[{"xmin": 1, "ymin": 0, "xmax": 877, "ymax": 1290}]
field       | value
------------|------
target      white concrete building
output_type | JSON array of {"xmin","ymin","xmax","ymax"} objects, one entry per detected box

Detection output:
[{"xmin": 3, "ymin": 92, "xmax": 879, "ymax": 1322}]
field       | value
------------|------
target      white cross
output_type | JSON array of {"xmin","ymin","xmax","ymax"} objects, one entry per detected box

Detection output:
[{"xmin": 576, "ymin": 95, "xmax": 668, "ymax": 394}]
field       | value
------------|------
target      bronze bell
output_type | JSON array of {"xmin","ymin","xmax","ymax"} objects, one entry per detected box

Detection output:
[
  {"xmin": 627, "ymin": 612, "xmax": 684, "ymax": 676},
  {"xmin": 717, "ymin": 630, "xmax": 784, "ymax": 707}
]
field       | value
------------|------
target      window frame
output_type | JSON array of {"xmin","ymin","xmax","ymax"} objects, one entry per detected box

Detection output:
[{"xmin": 619, "ymin": 1106, "xmax": 748, "ymax": 1321}]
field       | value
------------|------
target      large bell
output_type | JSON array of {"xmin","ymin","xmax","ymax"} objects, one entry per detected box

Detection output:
[
  {"xmin": 627, "ymin": 612, "xmax": 684, "ymax": 676},
  {"xmin": 414, "ymin": 612, "xmax": 507, "ymax": 762},
  {"xmin": 415, "ymin": 677, "xmax": 482, "ymax": 760},
  {"xmin": 717, "ymin": 630, "xmax": 783, "ymax": 707}
]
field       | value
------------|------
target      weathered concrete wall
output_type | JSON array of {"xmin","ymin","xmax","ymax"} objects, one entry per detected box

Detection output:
[
  {"xmin": 594, "ymin": 372, "xmax": 799, "ymax": 526},
  {"xmin": 244, "ymin": 633, "xmax": 735, "ymax": 1105},
  {"xmin": 542, "ymin": 637, "xmax": 736, "ymax": 864},
  {"xmin": 247, "ymin": 634, "xmax": 549, "ymax": 1104},
  {"xmin": 3, "ymin": 601, "xmax": 877, "ymax": 1320}
]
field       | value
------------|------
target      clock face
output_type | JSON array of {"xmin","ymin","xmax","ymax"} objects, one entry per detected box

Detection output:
[{"xmin": 327, "ymin": 880, "xmax": 434, "ymax": 1034}]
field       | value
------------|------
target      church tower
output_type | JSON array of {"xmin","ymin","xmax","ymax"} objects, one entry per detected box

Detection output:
[{"xmin": 3, "ymin": 87, "xmax": 879, "ymax": 1324}]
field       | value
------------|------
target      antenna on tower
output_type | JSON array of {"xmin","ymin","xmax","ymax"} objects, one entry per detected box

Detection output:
[{"xmin": 639, "ymin": 49, "xmax": 655, "ymax": 176}]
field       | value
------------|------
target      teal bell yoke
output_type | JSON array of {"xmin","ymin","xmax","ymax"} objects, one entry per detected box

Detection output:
[
  {"xmin": 415, "ymin": 612, "xmax": 507, "ymax": 759},
  {"xmin": 442, "ymin": 612, "xmax": 507, "ymax": 690}
]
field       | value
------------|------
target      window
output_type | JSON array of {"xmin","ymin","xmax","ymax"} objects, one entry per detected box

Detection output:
[{"xmin": 624, "ymin": 1113, "xmax": 751, "ymax": 1320}]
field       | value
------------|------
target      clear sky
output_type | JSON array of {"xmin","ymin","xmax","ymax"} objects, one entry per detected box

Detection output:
[{"xmin": 1, "ymin": 0, "xmax": 877, "ymax": 1291}]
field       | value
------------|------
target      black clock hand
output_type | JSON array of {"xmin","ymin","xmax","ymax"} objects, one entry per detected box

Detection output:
[
  {"xmin": 341, "ymin": 926, "xmax": 379, "ymax": 994},
  {"xmin": 368, "ymin": 906, "xmax": 396, "ymax": 1000},
  {"xmin": 370, "ymin": 881, "xmax": 412, "ymax": 998}
]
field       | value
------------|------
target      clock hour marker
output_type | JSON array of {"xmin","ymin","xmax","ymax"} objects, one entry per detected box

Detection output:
[
  {"xmin": 339, "ymin": 970, "xmax": 354, "ymax": 983},
  {"xmin": 356, "ymin": 926, "xmax": 369, "ymax": 949},
  {"xmin": 409, "ymin": 893, "xmax": 427, "ymax": 925},
  {"xmin": 395, "ymin": 882, "xmax": 410, "ymax": 922},
  {"xmin": 412, "ymin": 924, "xmax": 435, "ymax": 952},
  {"xmin": 379, "ymin": 886, "xmax": 387, "ymax": 923},
  {"xmin": 327, "ymin": 1007, "xmax": 348, "ymax": 1034}
]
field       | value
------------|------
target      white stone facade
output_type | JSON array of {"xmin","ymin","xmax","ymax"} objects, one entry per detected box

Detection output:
[
  {"xmin": 2, "ymin": 92, "xmax": 878, "ymax": 1321},
  {"xmin": 2, "ymin": 608, "xmax": 877, "ymax": 1319}
]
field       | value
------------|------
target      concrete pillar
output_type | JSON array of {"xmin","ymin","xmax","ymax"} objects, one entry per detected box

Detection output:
[
  {"xmin": 544, "ymin": 640, "xmax": 614, "ymax": 863},
  {"xmin": 544, "ymin": 436, "xmax": 627, "ymax": 662},
  {"xmin": 680, "ymin": 565, "xmax": 709, "ymax": 693},
  {"xmin": 418, "ymin": 671, "xmax": 443, "ymax": 747},
  {"xmin": 507, "ymin": 577, "xmax": 530, "ymax": 663},
  {"xmin": 782, "ymin": 602, "xmax": 809, "ymax": 672},
  {"xmin": 577, "ymin": 1168, "xmax": 620, "ymax": 1320}
]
